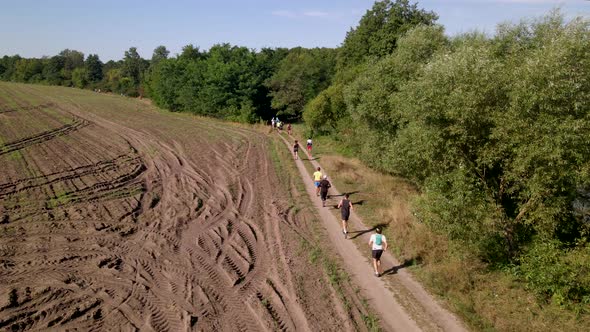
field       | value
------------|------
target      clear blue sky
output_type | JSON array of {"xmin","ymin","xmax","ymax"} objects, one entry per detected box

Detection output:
[{"xmin": 0, "ymin": 0, "xmax": 588, "ymax": 61}]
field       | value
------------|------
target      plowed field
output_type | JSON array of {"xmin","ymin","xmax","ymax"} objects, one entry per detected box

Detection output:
[{"xmin": 0, "ymin": 83, "xmax": 372, "ymax": 331}]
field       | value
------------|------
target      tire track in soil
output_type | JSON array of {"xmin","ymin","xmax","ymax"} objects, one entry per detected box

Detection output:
[
  {"xmin": 0, "ymin": 88, "xmax": 364, "ymax": 331},
  {"xmin": 0, "ymin": 118, "xmax": 89, "ymax": 156}
]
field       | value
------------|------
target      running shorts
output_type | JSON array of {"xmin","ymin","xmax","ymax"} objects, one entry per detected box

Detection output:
[
  {"xmin": 314, "ymin": 181, "xmax": 320, "ymax": 187},
  {"xmin": 372, "ymin": 249, "xmax": 383, "ymax": 260}
]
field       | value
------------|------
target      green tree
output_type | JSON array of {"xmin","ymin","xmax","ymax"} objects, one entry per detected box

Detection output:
[
  {"xmin": 342, "ymin": 25, "xmax": 448, "ymax": 169},
  {"xmin": 303, "ymin": 83, "xmax": 346, "ymax": 133},
  {"xmin": 120, "ymin": 47, "xmax": 149, "ymax": 96},
  {"xmin": 151, "ymin": 45, "xmax": 170, "ymax": 65},
  {"xmin": 488, "ymin": 14, "xmax": 590, "ymax": 245},
  {"xmin": 338, "ymin": 0, "xmax": 438, "ymax": 69},
  {"xmin": 179, "ymin": 44, "xmax": 203, "ymax": 61},
  {"xmin": 251, "ymin": 47, "xmax": 289, "ymax": 120},
  {"xmin": 59, "ymin": 49, "xmax": 85, "ymax": 71},
  {"xmin": 0, "ymin": 55, "xmax": 21, "ymax": 80},
  {"xmin": 85, "ymin": 54, "xmax": 103, "ymax": 84},
  {"xmin": 190, "ymin": 44, "xmax": 260, "ymax": 119},
  {"xmin": 71, "ymin": 67, "xmax": 88, "ymax": 88},
  {"xmin": 267, "ymin": 47, "xmax": 336, "ymax": 119},
  {"xmin": 13, "ymin": 58, "xmax": 44, "ymax": 82},
  {"xmin": 105, "ymin": 68, "xmax": 123, "ymax": 92},
  {"xmin": 122, "ymin": 47, "xmax": 144, "ymax": 85},
  {"xmin": 146, "ymin": 57, "xmax": 187, "ymax": 111},
  {"xmin": 42, "ymin": 55, "xmax": 65, "ymax": 85}
]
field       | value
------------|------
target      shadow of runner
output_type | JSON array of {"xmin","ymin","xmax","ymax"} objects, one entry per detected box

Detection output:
[
  {"xmin": 382, "ymin": 258, "xmax": 416, "ymax": 276},
  {"xmin": 348, "ymin": 223, "xmax": 389, "ymax": 240}
]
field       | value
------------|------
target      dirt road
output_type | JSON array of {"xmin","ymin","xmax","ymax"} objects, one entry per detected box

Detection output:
[{"xmin": 278, "ymin": 133, "xmax": 468, "ymax": 332}]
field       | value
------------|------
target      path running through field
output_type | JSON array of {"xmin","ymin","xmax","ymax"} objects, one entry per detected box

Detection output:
[{"xmin": 278, "ymin": 133, "xmax": 468, "ymax": 332}]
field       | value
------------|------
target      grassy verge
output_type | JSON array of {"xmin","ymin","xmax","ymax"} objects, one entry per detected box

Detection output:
[
  {"xmin": 267, "ymin": 134, "xmax": 381, "ymax": 331},
  {"xmin": 287, "ymin": 124, "xmax": 590, "ymax": 332}
]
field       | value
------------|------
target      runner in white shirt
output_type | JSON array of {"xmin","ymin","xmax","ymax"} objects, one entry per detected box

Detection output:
[{"xmin": 368, "ymin": 228, "xmax": 387, "ymax": 277}]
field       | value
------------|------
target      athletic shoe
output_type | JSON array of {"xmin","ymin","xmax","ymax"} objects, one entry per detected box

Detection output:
[{"xmin": 375, "ymin": 272, "xmax": 380, "ymax": 277}]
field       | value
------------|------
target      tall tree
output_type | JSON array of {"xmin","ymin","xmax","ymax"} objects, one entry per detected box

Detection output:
[
  {"xmin": 267, "ymin": 47, "xmax": 336, "ymax": 119},
  {"xmin": 179, "ymin": 44, "xmax": 203, "ymax": 61},
  {"xmin": 59, "ymin": 49, "xmax": 85, "ymax": 71},
  {"xmin": 43, "ymin": 55, "xmax": 65, "ymax": 85},
  {"xmin": 85, "ymin": 54, "xmax": 103, "ymax": 83},
  {"xmin": 337, "ymin": 0, "xmax": 438, "ymax": 69},
  {"xmin": 121, "ymin": 47, "xmax": 146, "ymax": 85},
  {"xmin": 151, "ymin": 45, "xmax": 170, "ymax": 65}
]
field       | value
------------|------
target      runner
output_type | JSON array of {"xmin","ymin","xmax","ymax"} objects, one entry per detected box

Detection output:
[
  {"xmin": 319, "ymin": 175, "xmax": 331, "ymax": 207},
  {"xmin": 306, "ymin": 138, "xmax": 313, "ymax": 157},
  {"xmin": 313, "ymin": 167, "xmax": 322, "ymax": 196},
  {"xmin": 368, "ymin": 228, "xmax": 388, "ymax": 277},
  {"xmin": 337, "ymin": 193, "xmax": 353, "ymax": 238},
  {"xmin": 287, "ymin": 123, "xmax": 292, "ymax": 135},
  {"xmin": 271, "ymin": 117, "xmax": 276, "ymax": 128},
  {"xmin": 293, "ymin": 140, "xmax": 300, "ymax": 160}
]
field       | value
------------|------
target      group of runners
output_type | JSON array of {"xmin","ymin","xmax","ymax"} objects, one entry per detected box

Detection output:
[
  {"xmin": 276, "ymin": 119, "xmax": 388, "ymax": 277},
  {"xmin": 271, "ymin": 116, "xmax": 292, "ymax": 135},
  {"xmin": 291, "ymin": 138, "xmax": 312, "ymax": 160},
  {"xmin": 311, "ymin": 166, "xmax": 388, "ymax": 277}
]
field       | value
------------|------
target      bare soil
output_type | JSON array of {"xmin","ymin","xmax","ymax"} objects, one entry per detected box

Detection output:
[{"xmin": 0, "ymin": 83, "xmax": 369, "ymax": 331}]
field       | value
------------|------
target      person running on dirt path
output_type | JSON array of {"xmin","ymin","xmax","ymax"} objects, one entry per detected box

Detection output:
[
  {"xmin": 293, "ymin": 140, "xmax": 300, "ymax": 160},
  {"xmin": 306, "ymin": 138, "xmax": 313, "ymax": 156},
  {"xmin": 287, "ymin": 123, "xmax": 292, "ymax": 135},
  {"xmin": 319, "ymin": 175, "xmax": 331, "ymax": 207},
  {"xmin": 369, "ymin": 228, "xmax": 388, "ymax": 277},
  {"xmin": 271, "ymin": 117, "xmax": 276, "ymax": 128},
  {"xmin": 313, "ymin": 167, "xmax": 322, "ymax": 196},
  {"xmin": 337, "ymin": 193, "xmax": 353, "ymax": 238}
]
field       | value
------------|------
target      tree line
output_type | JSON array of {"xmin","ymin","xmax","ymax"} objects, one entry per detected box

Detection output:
[
  {"xmin": 0, "ymin": 43, "xmax": 336, "ymax": 123},
  {"xmin": 1, "ymin": 0, "xmax": 588, "ymax": 311},
  {"xmin": 0, "ymin": 47, "xmax": 149, "ymax": 95}
]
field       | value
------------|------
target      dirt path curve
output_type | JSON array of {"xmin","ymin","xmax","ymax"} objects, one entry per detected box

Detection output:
[{"xmin": 278, "ymin": 133, "xmax": 468, "ymax": 332}]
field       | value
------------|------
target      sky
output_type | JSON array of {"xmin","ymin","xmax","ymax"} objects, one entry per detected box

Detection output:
[{"xmin": 0, "ymin": 0, "xmax": 589, "ymax": 61}]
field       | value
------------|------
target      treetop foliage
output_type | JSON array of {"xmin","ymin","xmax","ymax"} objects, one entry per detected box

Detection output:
[{"xmin": 337, "ymin": 0, "xmax": 438, "ymax": 69}]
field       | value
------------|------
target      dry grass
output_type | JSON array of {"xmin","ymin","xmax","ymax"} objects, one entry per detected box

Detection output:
[{"xmin": 319, "ymin": 154, "xmax": 444, "ymax": 261}]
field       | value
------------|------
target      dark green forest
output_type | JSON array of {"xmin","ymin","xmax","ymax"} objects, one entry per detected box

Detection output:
[{"xmin": 1, "ymin": 0, "xmax": 589, "ymax": 317}]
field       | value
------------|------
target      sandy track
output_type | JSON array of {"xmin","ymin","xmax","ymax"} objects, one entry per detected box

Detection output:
[
  {"xmin": 278, "ymin": 132, "xmax": 468, "ymax": 332},
  {"xmin": 0, "ymin": 84, "xmax": 365, "ymax": 331}
]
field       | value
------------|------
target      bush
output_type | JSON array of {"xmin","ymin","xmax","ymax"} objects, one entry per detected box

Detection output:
[{"xmin": 516, "ymin": 240, "xmax": 590, "ymax": 309}]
